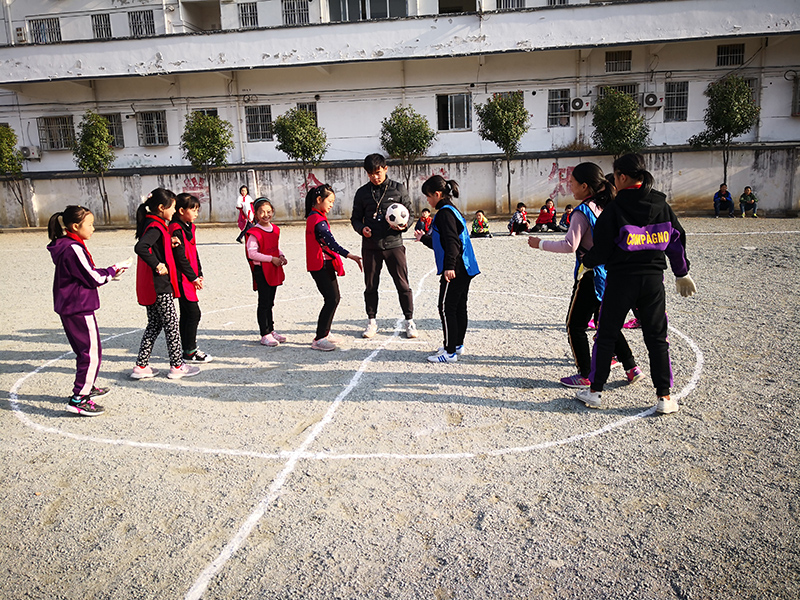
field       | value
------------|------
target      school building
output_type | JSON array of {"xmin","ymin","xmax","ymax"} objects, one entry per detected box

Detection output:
[{"xmin": 1, "ymin": 0, "xmax": 799, "ymax": 226}]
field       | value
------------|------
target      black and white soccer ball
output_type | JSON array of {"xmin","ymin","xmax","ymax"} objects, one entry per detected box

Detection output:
[{"xmin": 386, "ymin": 203, "xmax": 409, "ymax": 228}]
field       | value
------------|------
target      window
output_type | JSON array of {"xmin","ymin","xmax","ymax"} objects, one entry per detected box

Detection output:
[
  {"xmin": 37, "ymin": 116, "xmax": 75, "ymax": 150},
  {"xmin": 137, "ymin": 111, "xmax": 168, "ymax": 146},
  {"xmin": 547, "ymin": 0, "xmax": 567, "ymax": 5},
  {"xmin": 717, "ymin": 44, "xmax": 745, "ymax": 67},
  {"xmin": 129, "ymin": 10, "xmax": 156, "ymax": 38},
  {"xmin": 498, "ymin": 0, "xmax": 525, "ymax": 9},
  {"xmin": 297, "ymin": 102, "xmax": 318, "ymax": 126},
  {"xmin": 437, "ymin": 93, "xmax": 472, "ymax": 131},
  {"xmin": 239, "ymin": 3, "xmax": 259, "ymax": 28},
  {"xmin": 195, "ymin": 108, "xmax": 219, "ymax": 117},
  {"xmin": 92, "ymin": 14, "xmax": 112, "ymax": 39},
  {"xmin": 282, "ymin": 0, "xmax": 310, "ymax": 25},
  {"xmin": 744, "ymin": 78, "xmax": 759, "ymax": 106},
  {"xmin": 330, "ymin": 0, "xmax": 406, "ymax": 21},
  {"xmin": 664, "ymin": 81, "xmax": 688, "ymax": 122},
  {"xmin": 605, "ymin": 50, "xmax": 632, "ymax": 73},
  {"xmin": 100, "ymin": 113, "xmax": 125, "ymax": 148},
  {"xmin": 245, "ymin": 105, "xmax": 273, "ymax": 142},
  {"xmin": 29, "ymin": 18, "xmax": 61, "ymax": 44},
  {"xmin": 547, "ymin": 89, "xmax": 571, "ymax": 127},
  {"xmin": 599, "ymin": 83, "xmax": 639, "ymax": 100}
]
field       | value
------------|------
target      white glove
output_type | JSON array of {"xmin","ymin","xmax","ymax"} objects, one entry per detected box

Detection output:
[{"xmin": 676, "ymin": 274, "xmax": 697, "ymax": 297}]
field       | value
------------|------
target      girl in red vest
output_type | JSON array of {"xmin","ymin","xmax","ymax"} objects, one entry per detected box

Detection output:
[
  {"xmin": 305, "ymin": 184, "xmax": 362, "ymax": 351},
  {"xmin": 170, "ymin": 193, "xmax": 212, "ymax": 362},
  {"xmin": 245, "ymin": 197, "xmax": 288, "ymax": 346},
  {"xmin": 131, "ymin": 188, "xmax": 201, "ymax": 380}
]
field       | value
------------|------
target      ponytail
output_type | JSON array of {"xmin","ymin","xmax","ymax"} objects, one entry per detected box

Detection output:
[
  {"xmin": 48, "ymin": 206, "xmax": 92, "ymax": 241},
  {"xmin": 571, "ymin": 162, "xmax": 616, "ymax": 210},
  {"xmin": 613, "ymin": 153, "xmax": 654, "ymax": 195},
  {"xmin": 135, "ymin": 188, "xmax": 176, "ymax": 238},
  {"xmin": 421, "ymin": 175, "xmax": 460, "ymax": 200},
  {"xmin": 304, "ymin": 184, "xmax": 333, "ymax": 219}
]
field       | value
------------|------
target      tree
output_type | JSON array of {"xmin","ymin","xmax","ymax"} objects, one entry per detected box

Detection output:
[
  {"xmin": 591, "ymin": 88, "xmax": 650, "ymax": 159},
  {"xmin": 475, "ymin": 91, "xmax": 531, "ymax": 212},
  {"xmin": 273, "ymin": 107, "xmax": 328, "ymax": 194},
  {"xmin": 688, "ymin": 75, "xmax": 760, "ymax": 184},
  {"xmin": 74, "ymin": 111, "xmax": 116, "ymax": 224},
  {"xmin": 379, "ymin": 105, "xmax": 437, "ymax": 192},
  {"xmin": 0, "ymin": 126, "xmax": 30, "ymax": 227},
  {"xmin": 180, "ymin": 111, "xmax": 235, "ymax": 217}
]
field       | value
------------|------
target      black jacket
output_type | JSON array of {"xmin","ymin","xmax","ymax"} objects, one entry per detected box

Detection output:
[{"xmin": 351, "ymin": 178, "xmax": 411, "ymax": 250}]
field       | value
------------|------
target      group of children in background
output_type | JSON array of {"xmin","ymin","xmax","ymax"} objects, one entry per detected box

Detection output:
[{"xmin": 49, "ymin": 156, "xmax": 694, "ymax": 418}]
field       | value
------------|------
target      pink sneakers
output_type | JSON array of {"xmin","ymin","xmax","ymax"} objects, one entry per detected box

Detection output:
[
  {"xmin": 130, "ymin": 365, "xmax": 159, "ymax": 379},
  {"xmin": 167, "ymin": 363, "xmax": 201, "ymax": 379}
]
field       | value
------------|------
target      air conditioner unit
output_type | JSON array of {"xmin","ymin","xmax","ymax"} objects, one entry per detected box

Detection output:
[
  {"xmin": 570, "ymin": 97, "xmax": 591, "ymax": 112},
  {"xmin": 15, "ymin": 27, "xmax": 27, "ymax": 44},
  {"xmin": 21, "ymin": 146, "xmax": 41, "ymax": 160},
  {"xmin": 642, "ymin": 92, "xmax": 664, "ymax": 108}
]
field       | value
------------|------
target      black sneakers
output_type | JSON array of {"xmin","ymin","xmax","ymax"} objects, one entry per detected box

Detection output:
[{"xmin": 66, "ymin": 396, "xmax": 105, "ymax": 417}]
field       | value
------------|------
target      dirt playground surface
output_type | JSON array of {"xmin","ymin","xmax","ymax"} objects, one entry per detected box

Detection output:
[{"xmin": 0, "ymin": 216, "xmax": 798, "ymax": 599}]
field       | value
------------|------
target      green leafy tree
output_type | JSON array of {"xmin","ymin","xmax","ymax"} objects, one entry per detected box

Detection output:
[
  {"xmin": 688, "ymin": 75, "xmax": 761, "ymax": 184},
  {"xmin": 180, "ymin": 111, "xmax": 235, "ymax": 218},
  {"xmin": 475, "ymin": 91, "xmax": 531, "ymax": 212},
  {"xmin": 591, "ymin": 88, "xmax": 650, "ymax": 159},
  {"xmin": 0, "ymin": 126, "xmax": 30, "ymax": 226},
  {"xmin": 273, "ymin": 107, "xmax": 328, "ymax": 194},
  {"xmin": 379, "ymin": 105, "xmax": 437, "ymax": 192},
  {"xmin": 74, "ymin": 111, "xmax": 116, "ymax": 224}
]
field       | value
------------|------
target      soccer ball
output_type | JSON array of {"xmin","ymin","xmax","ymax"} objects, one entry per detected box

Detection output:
[{"xmin": 386, "ymin": 203, "xmax": 409, "ymax": 228}]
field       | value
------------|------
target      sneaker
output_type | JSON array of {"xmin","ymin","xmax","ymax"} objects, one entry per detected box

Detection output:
[
  {"xmin": 587, "ymin": 318, "xmax": 597, "ymax": 329},
  {"xmin": 728, "ymin": 213, "xmax": 735, "ymax": 218},
  {"xmin": 362, "ymin": 319, "xmax": 378, "ymax": 338},
  {"xmin": 184, "ymin": 350, "xmax": 213, "ymax": 363},
  {"xmin": 88, "ymin": 386, "xmax": 110, "ymax": 399},
  {"xmin": 427, "ymin": 351, "xmax": 458, "ymax": 363},
  {"xmin": 741, "ymin": 212, "xmax": 746, "ymax": 219},
  {"xmin": 610, "ymin": 357, "xmax": 623, "ymax": 369},
  {"xmin": 271, "ymin": 331, "xmax": 287, "ymax": 343},
  {"xmin": 436, "ymin": 345, "xmax": 464, "ymax": 356},
  {"xmin": 260, "ymin": 333, "xmax": 279, "ymax": 347},
  {"xmin": 405, "ymin": 319, "xmax": 418, "ymax": 339},
  {"xmin": 576, "ymin": 388, "xmax": 602, "ymax": 409},
  {"xmin": 655, "ymin": 396, "xmax": 679, "ymax": 414},
  {"xmin": 560, "ymin": 374, "xmax": 591, "ymax": 389},
  {"xmin": 168, "ymin": 363, "xmax": 201, "ymax": 379},
  {"xmin": 753, "ymin": 213, "xmax": 758, "ymax": 218},
  {"xmin": 131, "ymin": 365, "xmax": 159, "ymax": 379},
  {"xmin": 66, "ymin": 395, "xmax": 105, "ymax": 417},
  {"xmin": 626, "ymin": 366, "xmax": 644, "ymax": 383},
  {"xmin": 311, "ymin": 338, "xmax": 337, "ymax": 352},
  {"xmin": 326, "ymin": 333, "xmax": 343, "ymax": 344},
  {"xmin": 623, "ymin": 318, "xmax": 640, "ymax": 329}
]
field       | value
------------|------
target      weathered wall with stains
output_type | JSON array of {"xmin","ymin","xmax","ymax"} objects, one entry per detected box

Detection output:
[{"xmin": 3, "ymin": 146, "xmax": 797, "ymax": 228}]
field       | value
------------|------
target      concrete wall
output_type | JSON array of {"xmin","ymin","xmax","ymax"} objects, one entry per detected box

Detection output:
[{"xmin": 3, "ymin": 146, "xmax": 797, "ymax": 228}]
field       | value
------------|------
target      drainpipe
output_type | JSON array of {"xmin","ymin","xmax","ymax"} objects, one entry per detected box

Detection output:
[{"xmin": 3, "ymin": 0, "xmax": 14, "ymax": 46}]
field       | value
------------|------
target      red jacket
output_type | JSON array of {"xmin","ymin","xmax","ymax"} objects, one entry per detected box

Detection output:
[
  {"xmin": 246, "ymin": 225, "xmax": 286, "ymax": 288},
  {"xmin": 305, "ymin": 210, "xmax": 344, "ymax": 275},
  {"xmin": 136, "ymin": 216, "xmax": 179, "ymax": 306}
]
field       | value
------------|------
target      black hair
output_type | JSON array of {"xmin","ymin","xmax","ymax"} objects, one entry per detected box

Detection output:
[
  {"xmin": 572, "ymin": 162, "xmax": 616, "ymax": 209},
  {"xmin": 613, "ymin": 153, "xmax": 655, "ymax": 195},
  {"xmin": 516, "ymin": 202, "xmax": 526, "ymax": 210},
  {"xmin": 565, "ymin": 204, "xmax": 573, "ymax": 210},
  {"xmin": 421, "ymin": 207, "xmax": 431, "ymax": 214},
  {"xmin": 304, "ymin": 184, "xmax": 334, "ymax": 218},
  {"xmin": 48, "ymin": 205, "xmax": 92, "ymax": 241},
  {"xmin": 253, "ymin": 197, "xmax": 274, "ymax": 215},
  {"xmin": 719, "ymin": 183, "xmax": 727, "ymax": 187},
  {"xmin": 175, "ymin": 193, "xmax": 201, "ymax": 213},
  {"xmin": 240, "ymin": 185, "xmax": 249, "ymax": 194},
  {"xmin": 363, "ymin": 153, "xmax": 386, "ymax": 173},
  {"xmin": 475, "ymin": 209, "xmax": 485, "ymax": 215},
  {"xmin": 421, "ymin": 175, "xmax": 459, "ymax": 200},
  {"xmin": 135, "ymin": 188, "xmax": 176, "ymax": 238}
]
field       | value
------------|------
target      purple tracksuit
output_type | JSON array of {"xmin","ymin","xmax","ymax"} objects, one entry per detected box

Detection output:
[{"xmin": 48, "ymin": 236, "xmax": 118, "ymax": 397}]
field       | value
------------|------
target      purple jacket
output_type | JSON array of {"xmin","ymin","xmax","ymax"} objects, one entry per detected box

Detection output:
[{"xmin": 48, "ymin": 236, "xmax": 117, "ymax": 316}]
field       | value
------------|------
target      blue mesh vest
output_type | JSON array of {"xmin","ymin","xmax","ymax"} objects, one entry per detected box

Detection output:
[
  {"xmin": 432, "ymin": 204, "xmax": 480, "ymax": 277},
  {"xmin": 572, "ymin": 202, "xmax": 606, "ymax": 302}
]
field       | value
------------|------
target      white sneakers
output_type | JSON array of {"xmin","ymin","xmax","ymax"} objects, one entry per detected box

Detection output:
[
  {"xmin": 405, "ymin": 319, "xmax": 418, "ymax": 339},
  {"xmin": 362, "ymin": 319, "xmax": 378, "ymax": 338},
  {"xmin": 656, "ymin": 396, "xmax": 679, "ymax": 414},
  {"xmin": 576, "ymin": 388, "xmax": 680, "ymax": 414},
  {"xmin": 576, "ymin": 389, "xmax": 602, "ymax": 409}
]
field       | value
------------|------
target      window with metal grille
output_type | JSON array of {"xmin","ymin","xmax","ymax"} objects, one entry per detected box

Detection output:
[
  {"xmin": 29, "ymin": 18, "xmax": 61, "ymax": 44},
  {"xmin": 329, "ymin": 0, "xmax": 406, "ymax": 21},
  {"xmin": 282, "ymin": 0, "xmax": 310, "ymax": 25},
  {"xmin": 238, "ymin": 3, "xmax": 259, "ymax": 28},
  {"xmin": 716, "ymin": 44, "xmax": 744, "ymax": 67},
  {"xmin": 37, "ymin": 116, "xmax": 75, "ymax": 150},
  {"xmin": 664, "ymin": 81, "xmax": 688, "ymax": 122},
  {"xmin": 547, "ymin": 89, "xmax": 571, "ymax": 127},
  {"xmin": 297, "ymin": 102, "xmax": 318, "ymax": 126},
  {"xmin": 129, "ymin": 10, "xmax": 155, "ymax": 38},
  {"xmin": 498, "ymin": 0, "xmax": 525, "ymax": 9},
  {"xmin": 100, "ymin": 113, "xmax": 125, "ymax": 147},
  {"xmin": 744, "ymin": 78, "xmax": 759, "ymax": 106},
  {"xmin": 436, "ymin": 94, "xmax": 472, "ymax": 131},
  {"xmin": 195, "ymin": 109, "xmax": 219, "ymax": 117},
  {"xmin": 137, "ymin": 111, "xmax": 168, "ymax": 146},
  {"xmin": 598, "ymin": 83, "xmax": 639, "ymax": 100},
  {"xmin": 547, "ymin": 0, "xmax": 567, "ymax": 5},
  {"xmin": 92, "ymin": 14, "xmax": 112, "ymax": 39},
  {"xmin": 605, "ymin": 50, "xmax": 632, "ymax": 73},
  {"xmin": 245, "ymin": 105, "xmax": 273, "ymax": 142}
]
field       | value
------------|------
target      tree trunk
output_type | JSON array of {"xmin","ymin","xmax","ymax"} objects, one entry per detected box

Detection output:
[
  {"xmin": 722, "ymin": 138, "xmax": 730, "ymax": 185},
  {"xmin": 205, "ymin": 165, "xmax": 213, "ymax": 219},
  {"xmin": 506, "ymin": 155, "xmax": 513, "ymax": 213},
  {"xmin": 11, "ymin": 180, "xmax": 30, "ymax": 227},
  {"xmin": 98, "ymin": 174, "xmax": 110, "ymax": 224}
]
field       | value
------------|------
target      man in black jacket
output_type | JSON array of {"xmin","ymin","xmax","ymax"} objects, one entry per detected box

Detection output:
[{"xmin": 351, "ymin": 153, "xmax": 417, "ymax": 338}]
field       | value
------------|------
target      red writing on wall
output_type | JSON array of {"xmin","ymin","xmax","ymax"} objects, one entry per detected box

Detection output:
[
  {"xmin": 548, "ymin": 164, "xmax": 574, "ymax": 202},
  {"xmin": 298, "ymin": 172, "xmax": 324, "ymax": 195},
  {"xmin": 182, "ymin": 176, "xmax": 208, "ymax": 204}
]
